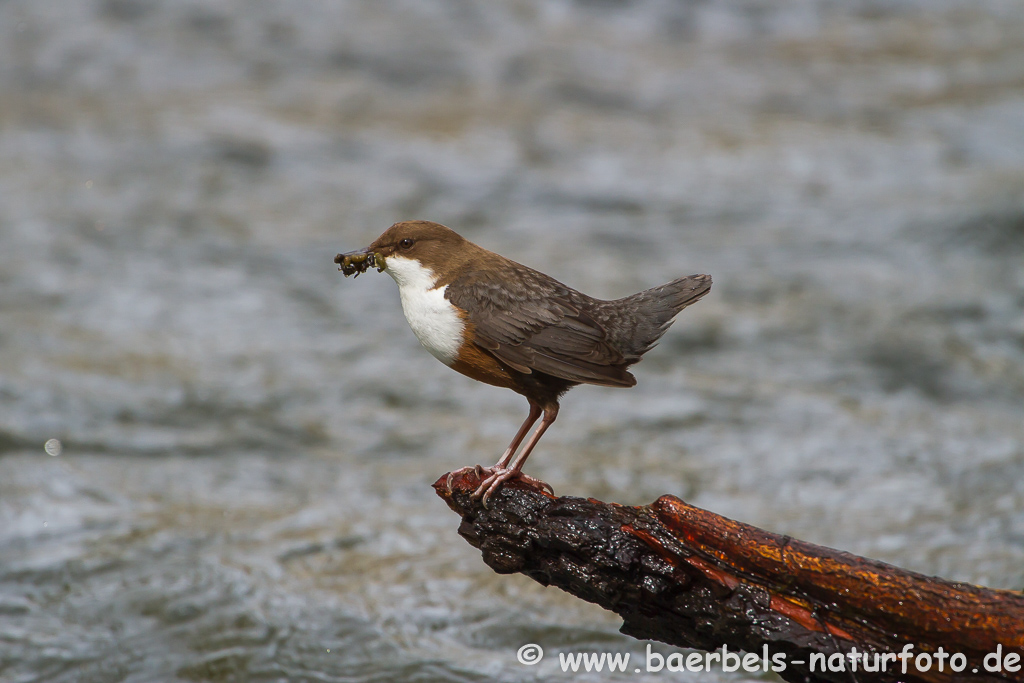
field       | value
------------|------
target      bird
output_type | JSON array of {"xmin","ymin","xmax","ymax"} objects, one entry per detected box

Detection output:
[{"xmin": 335, "ymin": 221, "xmax": 711, "ymax": 505}]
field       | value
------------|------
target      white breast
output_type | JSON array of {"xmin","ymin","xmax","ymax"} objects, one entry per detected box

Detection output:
[{"xmin": 383, "ymin": 255, "xmax": 464, "ymax": 366}]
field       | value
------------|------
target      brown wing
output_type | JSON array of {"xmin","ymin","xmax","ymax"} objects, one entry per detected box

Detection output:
[{"xmin": 446, "ymin": 264, "xmax": 636, "ymax": 387}]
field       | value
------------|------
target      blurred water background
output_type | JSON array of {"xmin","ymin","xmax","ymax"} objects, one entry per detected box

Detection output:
[{"xmin": 1, "ymin": 1, "xmax": 1023, "ymax": 681}]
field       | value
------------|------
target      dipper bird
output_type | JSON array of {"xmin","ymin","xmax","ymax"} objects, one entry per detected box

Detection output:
[{"xmin": 335, "ymin": 221, "xmax": 711, "ymax": 504}]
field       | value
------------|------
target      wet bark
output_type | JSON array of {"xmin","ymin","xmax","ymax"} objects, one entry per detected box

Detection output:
[{"xmin": 434, "ymin": 470, "xmax": 1024, "ymax": 683}]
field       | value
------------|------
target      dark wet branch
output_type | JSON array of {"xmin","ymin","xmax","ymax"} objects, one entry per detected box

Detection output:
[{"xmin": 434, "ymin": 471, "xmax": 1024, "ymax": 683}]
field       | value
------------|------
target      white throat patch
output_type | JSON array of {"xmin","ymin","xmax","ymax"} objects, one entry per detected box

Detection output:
[{"xmin": 383, "ymin": 255, "xmax": 464, "ymax": 365}]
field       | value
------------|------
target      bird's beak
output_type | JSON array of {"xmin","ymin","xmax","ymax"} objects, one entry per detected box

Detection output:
[{"xmin": 334, "ymin": 246, "xmax": 386, "ymax": 278}]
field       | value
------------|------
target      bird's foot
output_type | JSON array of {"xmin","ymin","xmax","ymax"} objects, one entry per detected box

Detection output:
[
  {"xmin": 445, "ymin": 465, "xmax": 495, "ymax": 493},
  {"xmin": 473, "ymin": 468, "xmax": 554, "ymax": 508}
]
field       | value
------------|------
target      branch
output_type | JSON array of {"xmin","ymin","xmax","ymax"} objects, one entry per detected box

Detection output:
[{"xmin": 434, "ymin": 470, "xmax": 1024, "ymax": 683}]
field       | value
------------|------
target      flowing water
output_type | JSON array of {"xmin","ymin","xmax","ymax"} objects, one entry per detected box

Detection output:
[{"xmin": 2, "ymin": 1, "xmax": 1023, "ymax": 681}]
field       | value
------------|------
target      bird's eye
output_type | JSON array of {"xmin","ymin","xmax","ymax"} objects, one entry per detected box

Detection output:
[{"xmin": 399, "ymin": 238, "xmax": 414, "ymax": 249}]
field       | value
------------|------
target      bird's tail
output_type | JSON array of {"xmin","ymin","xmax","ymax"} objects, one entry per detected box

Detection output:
[{"xmin": 615, "ymin": 274, "xmax": 712, "ymax": 358}]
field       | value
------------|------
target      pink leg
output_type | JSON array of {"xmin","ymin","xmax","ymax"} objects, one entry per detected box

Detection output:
[
  {"xmin": 474, "ymin": 404, "xmax": 559, "ymax": 506},
  {"xmin": 495, "ymin": 402, "xmax": 542, "ymax": 469},
  {"xmin": 445, "ymin": 402, "xmax": 541, "ymax": 491}
]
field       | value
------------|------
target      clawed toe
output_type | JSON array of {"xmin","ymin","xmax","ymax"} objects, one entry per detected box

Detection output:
[
  {"xmin": 472, "ymin": 468, "xmax": 554, "ymax": 507},
  {"xmin": 475, "ymin": 469, "xmax": 512, "ymax": 507},
  {"xmin": 445, "ymin": 465, "xmax": 484, "ymax": 493},
  {"xmin": 473, "ymin": 464, "xmax": 496, "ymax": 479},
  {"xmin": 535, "ymin": 478, "xmax": 555, "ymax": 496}
]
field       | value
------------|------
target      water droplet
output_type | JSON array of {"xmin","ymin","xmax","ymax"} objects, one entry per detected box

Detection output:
[
  {"xmin": 43, "ymin": 521, "xmax": 48, "ymax": 527},
  {"xmin": 85, "ymin": 180, "xmax": 93, "ymax": 188},
  {"xmin": 44, "ymin": 438, "xmax": 62, "ymax": 456}
]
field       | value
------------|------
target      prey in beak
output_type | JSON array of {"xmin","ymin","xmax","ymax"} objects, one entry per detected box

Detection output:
[{"xmin": 334, "ymin": 247, "xmax": 386, "ymax": 277}]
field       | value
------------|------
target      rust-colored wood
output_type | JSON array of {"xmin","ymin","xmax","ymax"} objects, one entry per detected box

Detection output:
[{"xmin": 435, "ymin": 470, "xmax": 1024, "ymax": 683}]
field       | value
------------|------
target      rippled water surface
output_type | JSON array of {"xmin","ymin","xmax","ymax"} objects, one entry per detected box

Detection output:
[{"xmin": 2, "ymin": 1, "xmax": 1024, "ymax": 681}]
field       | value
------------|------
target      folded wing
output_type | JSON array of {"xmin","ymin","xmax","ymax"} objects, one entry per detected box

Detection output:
[{"xmin": 446, "ymin": 265, "xmax": 636, "ymax": 387}]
